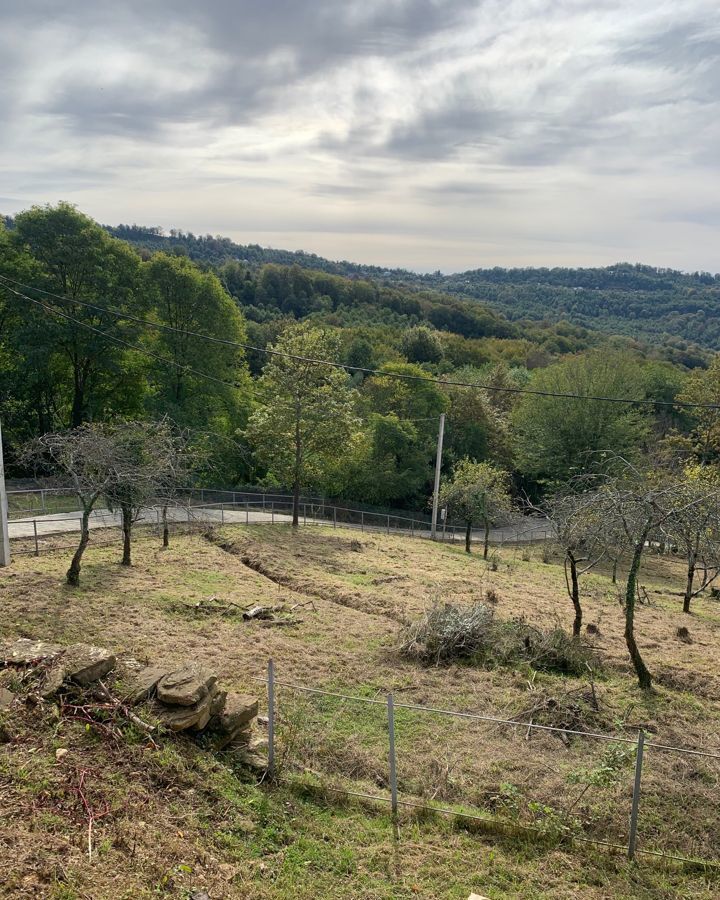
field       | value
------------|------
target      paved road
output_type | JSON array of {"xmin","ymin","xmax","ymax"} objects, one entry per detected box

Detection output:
[{"xmin": 8, "ymin": 505, "xmax": 552, "ymax": 545}]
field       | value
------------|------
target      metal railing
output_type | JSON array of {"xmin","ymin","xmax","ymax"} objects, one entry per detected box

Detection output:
[
  {"xmin": 255, "ymin": 661, "xmax": 720, "ymax": 868},
  {"xmin": 7, "ymin": 498, "xmax": 552, "ymax": 556}
]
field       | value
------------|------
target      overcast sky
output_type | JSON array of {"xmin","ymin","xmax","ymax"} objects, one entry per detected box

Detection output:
[{"xmin": 2, "ymin": 1, "xmax": 720, "ymax": 272}]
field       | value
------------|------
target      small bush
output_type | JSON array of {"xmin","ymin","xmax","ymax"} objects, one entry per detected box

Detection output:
[
  {"xmin": 397, "ymin": 603, "xmax": 495, "ymax": 664},
  {"xmin": 398, "ymin": 605, "xmax": 599, "ymax": 676}
]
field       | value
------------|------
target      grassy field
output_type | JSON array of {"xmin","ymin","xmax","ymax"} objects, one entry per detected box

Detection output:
[{"xmin": 1, "ymin": 524, "xmax": 719, "ymax": 899}]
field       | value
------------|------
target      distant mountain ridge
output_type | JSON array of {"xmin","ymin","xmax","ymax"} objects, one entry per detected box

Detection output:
[{"xmin": 103, "ymin": 224, "xmax": 720, "ymax": 355}]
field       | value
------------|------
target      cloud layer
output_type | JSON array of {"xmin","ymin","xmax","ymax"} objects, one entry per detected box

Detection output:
[{"xmin": 2, "ymin": 0, "xmax": 720, "ymax": 271}]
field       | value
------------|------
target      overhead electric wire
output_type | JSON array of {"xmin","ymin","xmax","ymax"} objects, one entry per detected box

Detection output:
[
  {"xmin": 2, "ymin": 273, "xmax": 718, "ymax": 410},
  {"xmin": 4, "ymin": 285, "xmax": 246, "ymax": 391}
]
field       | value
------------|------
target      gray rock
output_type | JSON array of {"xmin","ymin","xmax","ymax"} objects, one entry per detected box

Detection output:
[
  {"xmin": 1, "ymin": 639, "xmax": 63, "ymax": 666},
  {"xmin": 126, "ymin": 666, "xmax": 171, "ymax": 704},
  {"xmin": 62, "ymin": 643, "xmax": 116, "ymax": 686},
  {"xmin": 211, "ymin": 693, "xmax": 258, "ymax": 733},
  {"xmin": 154, "ymin": 685, "xmax": 218, "ymax": 732},
  {"xmin": 156, "ymin": 666, "xmax": 217, "ymax": 707}
]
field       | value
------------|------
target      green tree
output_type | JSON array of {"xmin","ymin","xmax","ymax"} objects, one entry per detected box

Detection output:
[
  {"xmin": 513, "ymin": 350, "xmax": 649, "ymax": 489},
  {"xmin": 401, "ymin": 326, "xmax": 443, "ymax": 364},
  {"xmin": 144, "ymin": 254, "xmax": 252, "ymax": 479},
  {"xmin": 246, "ymin": 323, "xmax": 358, "ymax": 526},
  {"xmin": 9, "ymin": 203, "xmax": 144, "ymax": 427},
  {"xmin": 438, "ymin": 458, "xmax": 513, "ymax": 556}
]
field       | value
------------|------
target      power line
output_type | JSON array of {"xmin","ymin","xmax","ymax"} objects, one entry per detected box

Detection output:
[
  {"xmin": 4, "ymin": 285, "xmax": 246, "ymax": 392},
  {"xmin": 2, "ymin": 273, "xmax": 718, "ymax": 410}
]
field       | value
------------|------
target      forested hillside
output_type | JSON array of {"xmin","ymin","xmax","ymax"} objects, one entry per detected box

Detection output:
[
  {"xmin": 2, "ymin": 203, "xmax": 717, "ymax": 515},
  {"xmin": 104, "ymin": 223, "xmax": 717, "ymax": 360}
]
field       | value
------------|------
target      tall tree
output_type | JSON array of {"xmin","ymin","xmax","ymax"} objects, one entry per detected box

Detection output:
[
  {"xmin": 246, "ymin": 323, "xmax": 358, "ymax": 526},
  {"xmin": 513, "ymin": 350, "xmax": 649, "ymax": 489},
  {"xmin": 10, "ymin": 203, "xmax": 144, "ymax": 427}
]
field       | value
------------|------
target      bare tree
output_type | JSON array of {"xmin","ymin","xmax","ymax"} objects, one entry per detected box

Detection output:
[
  {"xmin": 583, "ymin": 462, "xmax": 719, "ymax": 688},
  {"xmin": 546, "ymin": 492, "xmax": 608, "ymax": 637},
  {"xmin": 23, "ymin": 425, "xmax": 118, "ymax": 586},
  {"xmin": 664, "ymin": 476, "xmax": 720, "ymax": 614}
]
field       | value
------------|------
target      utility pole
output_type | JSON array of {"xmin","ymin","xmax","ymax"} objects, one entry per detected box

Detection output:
[
  {"xmin": 0, "ymin": 420, "xmax": 10, "ymax": 566},
  {"xmin": 430, "ymin": 412, "xmax": 445, "ymax": 540}
]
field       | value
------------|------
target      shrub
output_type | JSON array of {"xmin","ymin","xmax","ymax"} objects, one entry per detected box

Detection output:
[
  {"xmin": 398, "ymin": 605, "xmax": 599, "ymax": 676},
  {"xmin": 397, "ymin": 603, "xmax": 495, "ymax": 664}
]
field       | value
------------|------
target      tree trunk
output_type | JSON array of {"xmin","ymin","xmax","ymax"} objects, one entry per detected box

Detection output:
[
  {"xmin": 483, "ymin": 520, "xmax": 490, "ymax": 559},
  {"xmin": 292, "ymin": 412, "xmax": 301, "ymax": 528},
  {"xmin": 465, "ymin": 521, "xmax": 472, "ymax": 553},
  {"xmin": 625, "ymin": 532, "xmax": 653, "ymax": 690},
  {"xmin": 66, "ymin": 507, "xmax": 91, "ymax": 586},
  {"xmin": 162, "ymin": 504, "xmax": 169, "ymax": 548},
  {"xmin": 683, "ymin": 552, "xmax": 696, "ymax": 614},
  {"xmin": 567, "ymin": 550, "xmax": 582, "ymax": 637},
  {"xmin": 121, "ymin": 503, "xmax": 132, "ymax": 566}
]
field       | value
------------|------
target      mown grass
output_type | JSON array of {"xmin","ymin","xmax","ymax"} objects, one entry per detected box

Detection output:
[{"xmin": 1, "ymin": 525, "xmax": 720, "ymax": 897}]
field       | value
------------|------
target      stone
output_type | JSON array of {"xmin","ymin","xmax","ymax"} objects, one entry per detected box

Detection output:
[
  {"xmin": 1, "ymin": 639, "xmax": 63, "ymax": 666},
  {"xmin": 212, "ymin": 724, "xmax": 252, "ymax": 751},
  {"xmin": 212, "ymin": 693, "xmax": 258, "ymax": 732},
  {"xmin": 153, "ymin": 685, "xmax": 218, "ymax": 732},
  {"xmin": 156, "ymin": 666, "xmax": 217, "ymax": 707},
  {"xmin": 40, "ymin": 643, "xmax": 117, "ymax": 696},
  {"xmin": 0, "ymin": 687, "xmax": 15, "ymax": 711},
  {"xmin": 209, "ymin": 689, "xmax": 227, "ymax": 716},
  {"xmin": 63, "ymin": 643, "xmax": 117, "ymax": 686},
  {"xmin": 468, "ymin": 894, "xmax": 492, "ymax": 899},
  {"xmin": 126, "ymin": 666, "xmax": 171, "ymax": 704}
]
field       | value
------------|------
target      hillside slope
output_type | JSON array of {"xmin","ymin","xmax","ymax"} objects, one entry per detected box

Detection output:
[{"xmin": 105, "ymin": 225, "xmax": 717, "ymax": 356}]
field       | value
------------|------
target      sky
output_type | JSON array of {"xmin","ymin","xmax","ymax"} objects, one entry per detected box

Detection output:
[{"xmin": 2, "ymin": 0, "xmax": 720, "ymax": 273}]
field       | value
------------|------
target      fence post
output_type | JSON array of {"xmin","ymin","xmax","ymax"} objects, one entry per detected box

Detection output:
[
  {"xmin": 628, "ymin": 729, "xmax": 645, "ymax": 860},
  {"xmin": 221, "ymin": 503, "xmax": 225, "ymax": 525},
  {"xmin": 333, "ymin": 506, "xmax": 337, "ymax": 529},
  {"xmin": 41, "ymin": 489, "xmax": 46, "ymax": 514},
  {"xmin": 246, "ymin": 502, "xmax": 249, "ymax": 525},
  {"xmin": 387, "ymin": 693, "xmax": 398, "ymax": 820},
  {"xmin": 33, "ymin": 520, "xmax": 39, "ymax": 556},
  {"xmin": 271, "ymin": 503, "xmax": 275, "ymax": 525},
  {"xmin": 411, "ymin": 519, "xmax": 414, "ymax": 537},
  {"xmin": 387, "ymin": 514, "xmax": 390, "ymax": 535},
  {"xmin": 304, "ymin": 504, "xmax": 307, "ymax": 526},
  {"xmin": 267, "ymin": 659, "xmax": 275, "ymax": 780},
  {"xmin": 361, "ymin": 511, "xmax": 364, "ymax": 532}
]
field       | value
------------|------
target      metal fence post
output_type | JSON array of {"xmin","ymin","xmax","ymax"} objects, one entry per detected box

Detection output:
[
  {"xmin": 267, "ymin": 659, "xmax": 275, "ymax": 780},
  {"xmin": 628, "ymin": 730, "xmax": 645, "ymax": 860},
  {"xmin": 33, "ymin": 520, "xmax": 39, "ymax": 556},
  {"xmin": 271, "ymin": 503, "xmax": 275, "ymax": 525},
  {"xmin": 220, "ymin": 503, "xmax": 225, "ymax": 524},
  {"xmin": 361, "ymin": 511, "xmax": 364, "ymax": 532},
  {"xmin": 387, "ymin": 693, "xmax": 398, "ymax": 819},
  {"xmin": 246, "ymin": 502, "xmax": 249, "ymax": 525},
  {"xmin": 387, "ymin": 514, "xmax": 390, "ymax": 535},
  {"xmin": 41, "ymin": 489, "xmax": 46, "ymax": 514},
  {"xmin": 304, "ymin": 504, "xmax": 307, "ymax": 526},
  {"xmin": 333, "ymin": 506, "xmax": 337, "ymax": 529}
]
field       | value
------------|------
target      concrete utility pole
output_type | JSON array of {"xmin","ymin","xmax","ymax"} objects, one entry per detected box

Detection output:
[
  {"xmin": 430, "ymin": 412, "xmax": 445, "ymax": 540},
  {"xmin": 0, "ymin": 420, "xmax": 10, "ymax": 566}
]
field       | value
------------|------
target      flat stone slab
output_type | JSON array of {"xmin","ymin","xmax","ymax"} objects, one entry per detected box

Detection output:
[
  {"xmin": 126, "ymin": 666, "xmax": 171, "ymax": 705},
  {"xmin": 154, "ymin": 686, "xmax": 218, "ymax": 732},
  {"xmin": 63, "ymin": 643, "xmax": 116, "ymax": 686},
  {"xmin": 39, "ymin": 643, "xmax": 116, "ymax": 696},
  {"xmin": 212, "ymin": 693, "xmax": 258, "ymax": 733},
  {"xmin": 1, "ymin": 639, "xmax": 63, "ymax": 666},
  {"xmin": 156, "ymin": 666, "xmax": 217, "ymax": 707}
]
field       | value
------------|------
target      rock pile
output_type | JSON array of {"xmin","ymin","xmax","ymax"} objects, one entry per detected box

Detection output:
[{"xmin": 0, "ymin": 638, "xmax": 263, "ymax": 764}]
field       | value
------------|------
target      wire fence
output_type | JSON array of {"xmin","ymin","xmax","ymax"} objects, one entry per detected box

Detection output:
[
  {"xmin": 7, "ymin": 495, "xmax": 552, "ymax": 557},
  {"xmin": 252, "ymin": 661, "xmax": 720, "ymax": 869}
]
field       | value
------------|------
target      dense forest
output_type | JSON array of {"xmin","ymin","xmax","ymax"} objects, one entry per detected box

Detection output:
[
  {"xmin": 104, "ymin": 223, "xmax": 716, "ymax": 361},
  {"xmin": 1, "ymin": 204, "xmax": 718, "ymax": 514}
]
